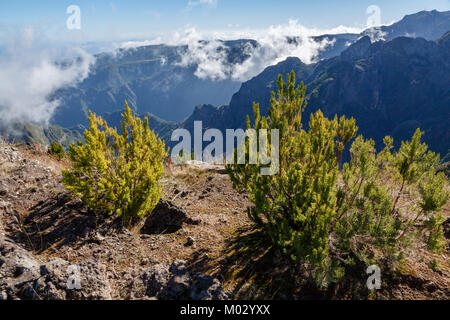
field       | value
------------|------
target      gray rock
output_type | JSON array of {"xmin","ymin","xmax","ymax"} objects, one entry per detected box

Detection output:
[
  {"xmin": 0, "ymin": 237, "xmax": 42, "ymax": 300},
  {"xmin": 190, "ymin": 274, "xmax": 229, "ymax": 300},
  {"xmin": 143, "ymin": 263, "xmax": 171, "ymax": 297},
  {"xmin": 141, "ymin": 200, "xmax": 197, "ymax": 234},
  {"xmin": 0, "ymin": 237, "xmax": 112, "ymax": 300},
  {"xmin": 0, "ymin": 237, "xmax": 41, "ymax": 279},
  {"xmin": 169, "ymin": 259, "xmax": 189, "ymax": 275},
  {"xmin": 161, "ymin": 272, "xmax": 191, "ymax": 300},
  {"xmin": 34, "ymin": 258, "xmax": 112, "ymax": 300},
  {"xmin": 139, "ymin": 259, "xmax": 230, "ymax": 301}
]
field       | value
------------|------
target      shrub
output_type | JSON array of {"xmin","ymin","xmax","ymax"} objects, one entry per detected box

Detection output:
[
  {"xmin": 49, "ymin": 141, "xmax": 66, "ymax": 160},
  {"xmin": 227, "ymin": 71, "xmax": 449, "ymax": 287},
  {"xmin": 62, "ymin": 102, "xmax": 168, "ymax": 226}
]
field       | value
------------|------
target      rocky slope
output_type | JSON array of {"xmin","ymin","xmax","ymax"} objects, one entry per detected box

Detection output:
[
  {"xmin": 361, "ymin": 9, "xmax": 450, "ymax": 42},
  {"xmin": 0, "ymin": 122, "xmax": 83, "ymax": 149},
  {"xmin": 0, "ymin": 142, "xmax": 247, "ymax": 300},
  {"xmin": 0, "ymin": 142, "xmax": 449, "ymax": 300},
  {"xmin": 315, "ymin": 10, "xmax": 450, "ymax": 60}
]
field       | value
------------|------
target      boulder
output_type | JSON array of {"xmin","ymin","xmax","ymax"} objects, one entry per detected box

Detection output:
[
  {"xmin": 0, "ymin": 237, "xmax": 112, "ymax": 300},
  {"xmin": 190, "ymin": 273, "xmax": 228, "ymax": 300},
  {"xmin": 36, "ymin": 258, "xmax": 112, "ymax": 300},
  {"xmin": 444, "ymin": 217, "xmax": 450, "ymax": 239},
  {"xmin": 141, "ymin": 200, "xmax": 198, "ymax": 234},
  {"xmin": 0, "ymin": 237, "xmax": 41, "ymax": 300},
  {"xmin": 142, "ymin": 263, "xmax": 171, "ymax": 297},
  {"xmin": 139, "ymin": 259, "xmax": 230, "ymax": 300}
]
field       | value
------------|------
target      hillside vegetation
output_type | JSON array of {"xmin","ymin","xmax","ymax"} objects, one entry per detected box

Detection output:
[
  {"xmin": 1, "ymin": 69, "xmax": 449, "ymax": 300},
  {"xmin": 227, "ymin": 71, "xmax": 448, "ymax": 289}
]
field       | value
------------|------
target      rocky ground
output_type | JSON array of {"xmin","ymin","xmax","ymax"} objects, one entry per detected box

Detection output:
[{"xmin": 0, "ymin": 142, "xmax": 449, "ymax": 300}]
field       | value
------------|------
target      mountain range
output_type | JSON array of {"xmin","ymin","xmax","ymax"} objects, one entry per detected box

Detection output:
[
  {"xmin": 51, "ymin": 40, "xmax": 257, "ymax": 127},
  {"xmin": 173, "ymin": 32, "xmax": 449, "ymax": 157},
  {"xmin": 49, "ymin": 10, "xmax": 450, "ymax": 127},
  {"xmin": 1, "ymin": 10, "xmax": 449, "ymax": 157}
]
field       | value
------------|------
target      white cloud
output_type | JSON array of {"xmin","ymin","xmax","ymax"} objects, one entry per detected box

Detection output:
[
  {"xmin": 0, "ymin": 27, "xmax": 95, "ymax": 125},
  {"xmin": 112, "ymin": 20, "xmax": 364, "ymax": 82},
  {"xmin": 99, "ymin": 20, "xmax": 365, "ymax": 83},
  {"xmin": 110, "ymin": 19, "xmax": 365, "ymax": 82},
  {"xmin": 362, "ymin": 27, "xmax": 387, "ymax": 42},
  {"xmin": 164, "ymin": 20, "xmax": 360, "ymax": 81}
]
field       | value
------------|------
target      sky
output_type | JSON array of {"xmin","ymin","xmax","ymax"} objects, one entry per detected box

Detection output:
[{"xmin": 0, "ymin": 0, "xmax": 449, "ymax": 44}]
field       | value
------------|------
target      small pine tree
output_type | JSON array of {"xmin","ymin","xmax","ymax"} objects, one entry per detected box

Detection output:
[
  {"xmin": 227, "ymin": 71, "xmax": 358, "ymax": 285},
  {"xmin": 227, "ymin": 71, "xmax": 449, "ymax": 287},
  {"xmin": 62, "ymin": 102, "xmax": 168, "ymax": 226},
  {"xmin": 49, "ymin": 141, "xmax": 66, "ymax": 160},
  {"xmin": 334, "ymin": 129, "xmax": 448, "ymax": 266}
]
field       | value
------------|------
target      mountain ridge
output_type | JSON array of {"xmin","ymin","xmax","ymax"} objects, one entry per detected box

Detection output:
[
  {"xmin": 169, "ymin": 31, "xmax": 450, "ymax": 155},
  {"xmin": 47, "ymin": 10, "xmax": 450, "ymax": 129},
  {"xmin": 2, "ymin": 10, "xmax": 449, "ymax": 154}
]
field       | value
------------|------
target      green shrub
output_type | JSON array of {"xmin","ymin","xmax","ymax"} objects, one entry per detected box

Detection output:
[
  {"xmin": 49, "ymin": 141, "xmax": 66, "ymax": 160},
  {"xmin": 227, "ymin": 71, "xmax": 449, "ymax": 287},
  {"xmin": 62, "ymin": 102, "xmax": 168, "ymax": 226},
  {"xmin": 436, "ymin": 161, "xmax": 450, "ymax": 177},
  {"xmin": 428, "ymin": 259, "xmax": 440, "ymax": 272}
]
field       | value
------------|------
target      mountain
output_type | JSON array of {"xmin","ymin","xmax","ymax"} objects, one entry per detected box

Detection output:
[
  {"xmin": 0, "ymin": 122, "xmax": 83, "ymax": 148},
  {"xmin": 174, "ymin": 32, "xmax": 450, "ymax": 156},
  {"xmin": 315, "ymin": 10, "xmax": 450, "ymax": 60},
  {"xmin": 362, "ymin": 9, "xmax": 450, "ymax": 41},
  {"xmin": 49, "ymin": 10, "xmax": 449, "ymax": 131},
  {"xmin": 6, "ymin": 10, "xmax": 448, "ymax": 151},
  {"xmin": 51, "ymin": 40, "xmax": 258, "ymax": 128}
]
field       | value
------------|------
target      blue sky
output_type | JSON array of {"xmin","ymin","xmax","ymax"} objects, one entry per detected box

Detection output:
[{"xmin": 0, "ymin": 0, "xmax": 449, "ymax": 43}]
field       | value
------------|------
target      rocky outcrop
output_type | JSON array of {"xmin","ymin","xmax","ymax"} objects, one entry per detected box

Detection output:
[
  {"xmin": 135, "ymin": 260, "xmax": 230, "ymax": 300},
  {"xmin": 141, "ymin": 199, "xmax": 199, "ymax": 234},
  {"xmin": 0, "ymin": 236, "xmax": 112, "ymax": 300},
  {"xmin": 1, "ymin": 231, "xmax": 230, "ymax": 301},
  {"xmin": 444, "ymin": 217, "xmax": 450, "ymax": 239}
]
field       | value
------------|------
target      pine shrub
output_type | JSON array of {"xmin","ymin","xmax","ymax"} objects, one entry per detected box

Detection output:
[
  {"xmin": 49, "ymin": 141, "xmax": 66, "ymax": 160},
  {"xmin": 62, "ymin": 102, "xmax": 168, "ymax": 226},
  {"xmin": 227, "ymin": 71, "xmax": 449, "ymax": 287}
]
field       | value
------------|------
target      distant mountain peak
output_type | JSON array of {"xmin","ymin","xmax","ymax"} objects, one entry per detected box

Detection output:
[{"xmin": 379, "ymin": 9, "xmax": 450, "ymax": 40}]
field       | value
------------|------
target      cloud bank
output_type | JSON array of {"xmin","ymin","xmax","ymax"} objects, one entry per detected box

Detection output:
[
  {"xmin": 0, "ymin": 27, "xmax": 95, "ymax": 125},
  {"xmin": 118, "ymin": 20, "xmax": 363, "ymax": 82},
  {"xmin": 175, "ymin": 21, "xmax": 335, "ymax": 81}
]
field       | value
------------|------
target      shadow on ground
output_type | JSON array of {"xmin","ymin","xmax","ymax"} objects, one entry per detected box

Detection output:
[
  {"xmin": 11, "ymin": 193, "xmax": 120, "ymax": 253},
  {"xmin": 185, "ymin": 226, "xmax": 375, "ymax": 300}
]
